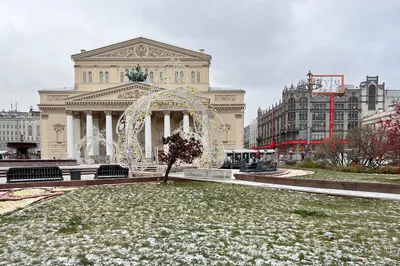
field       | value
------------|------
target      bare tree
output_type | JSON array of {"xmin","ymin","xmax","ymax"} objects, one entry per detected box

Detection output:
[{"xmin": 158, "ymin": 132, "xmax": 203, "ymax": 183}]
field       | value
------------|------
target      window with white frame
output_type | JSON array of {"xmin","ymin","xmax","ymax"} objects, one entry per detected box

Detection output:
[{"xmin": 191, "ymin": 71, "xmax": 195, "ymax": 83}]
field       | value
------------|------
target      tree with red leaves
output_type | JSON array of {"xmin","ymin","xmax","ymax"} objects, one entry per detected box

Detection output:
[
  {"xmin": 346, "ymin": 125, "xmax": 392, "ymax": 166},
  {"xmin": 159, "ymin": 132, "xmax": 203, "ymax": 183},
  {"xmin": 314, "ymin": 137, "xmax": 346, "ymax": 166},
  {"xmin": 378, "ymin": 100, "xmax": 400, "ymax": 165}
]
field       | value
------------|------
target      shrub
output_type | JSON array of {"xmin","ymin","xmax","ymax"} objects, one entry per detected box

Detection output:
[
  {"xmin": 296, "ymin": 160, "xmax": 330, "ymax": 169},
  {"xmin": 285, "ymin": 160, "xmax": 297, "ymax": 166}
]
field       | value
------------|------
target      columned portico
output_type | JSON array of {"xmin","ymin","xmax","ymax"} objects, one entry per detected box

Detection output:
[
  {"xmin": 145, "ymin": 115, "xmax": 152, "ymax": 159},
  {"xmin": 164, "ymin": 111, "xmax": 171, "ymax": 137},
  {"xmin": 105, "ymin": 111, "xmax": 113, "ymax": 156},
  {"xmin": 183, "ymin": 111, "xmax": 189, "ymax": 133},
  {"xmin": 85, "ymin": 110, "xmax": 94, "ymax": 156},
  {"xmin": 66, "ymin": 111, "xmax": 74, "ymax": 158},
  {"xmin": 73, "ymin": 112, "xmax": 81, "ymax": 147}
]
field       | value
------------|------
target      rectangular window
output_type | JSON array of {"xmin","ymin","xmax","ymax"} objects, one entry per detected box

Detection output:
[
  {"xmin": 288, "ymin": 112, "xmax": 296, "ymax": 121},
  {"xmin": 100, "ymin": 72, "xmax": 104, "ymax": 83},
  {"xmin": 312, "ymin": 111, "xmax": 326, "ymax": 120},
  {"xmin": 334, "ymin": 121, "xmax": 344, "ymax": 130},
  {"xmin": 88, "ymin": 72, "xmax": 92, "ymax": 83},
  {"xmin": 311, "ymin": 132, "xmax": 326, "ymax": 140},
  {"xmin": 334, "ymin": 111, "xmax": 344, "ymax": 120},
  {"xmin": 120, "ymin": 72, "xmax": 124, "ymax": 83},
  {"xmin": 312, "ymin": 104, "xmax": 326, "ymax": 109},
  {"xmin": 197, "ymin": 71, "xmax": 200, "ymax": 83},
  {"xmin": 299, "ymin": 121, "xmax": 307, "ymax": 130},
  {"xmin": 348, "ymin": 121, "xmax": 358, "ymax": 130},
  {"xmin": 312, "ymin": 121, "xmax": 326, "ymax": 131},
  {"xmin": 83, "ymin": 72, "xmax": 87, "ymax": 83},
  {"xmin": 334, "ymin": 103, "xmax": 344, "ymax": 109},
  {"xmin": 348, "ymin": 111, "xmax": 358, "ymax": 121},
  {"xmin": 299, "ymin": 111, "xmax": 307, "ymax": 120},
  {"xmin": 105, "ymin": 72, "xmax": 109, "ymax": 83}
]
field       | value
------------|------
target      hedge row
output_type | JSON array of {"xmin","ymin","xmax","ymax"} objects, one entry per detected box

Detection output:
[{"xmin": 294, "ymin": 160, "xmax": 400, "ymax": 175}]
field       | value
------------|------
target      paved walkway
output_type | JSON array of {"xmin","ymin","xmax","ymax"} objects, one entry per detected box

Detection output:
[{"xmin": 171, "ymin": 173, "xmax": 400, "ymax": 201}]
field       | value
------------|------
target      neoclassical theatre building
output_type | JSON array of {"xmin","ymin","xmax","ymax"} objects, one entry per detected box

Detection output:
[{"xmin": 38, "ymin": 37, "xmax": 245, "ymax": 160}]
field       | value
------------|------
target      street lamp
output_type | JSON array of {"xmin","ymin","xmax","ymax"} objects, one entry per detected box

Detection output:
[{"xmin": 298, "ymin": 70, "xmax": 322, "ymax": 158}]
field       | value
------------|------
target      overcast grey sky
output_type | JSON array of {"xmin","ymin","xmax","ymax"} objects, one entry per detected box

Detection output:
[{"xmin": 0, "ymin": 0, "xmax": 399, "ymax": 125}]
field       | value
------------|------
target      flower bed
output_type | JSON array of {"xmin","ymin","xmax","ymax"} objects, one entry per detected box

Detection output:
[{"xmin": 0, "ymin": 182, "xmax": 399, "ymax": 265}]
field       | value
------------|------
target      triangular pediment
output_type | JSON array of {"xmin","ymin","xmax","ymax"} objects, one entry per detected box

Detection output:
[
  {"xmin": 71, "ymin": 37, "xmax": 211, "ymax": 61},
  {"xmin": 65, "ymin": 82, "xmax": 161, "ymax": 102}
]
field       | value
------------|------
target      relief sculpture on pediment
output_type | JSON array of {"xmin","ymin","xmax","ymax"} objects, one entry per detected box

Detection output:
[
  {"xmin": 94, "ymin": 44, "xmax": 187, "ymax": 58},
  {"xmin": 117, "ymin": 89, "xmax": 146, "ymax": 99}
]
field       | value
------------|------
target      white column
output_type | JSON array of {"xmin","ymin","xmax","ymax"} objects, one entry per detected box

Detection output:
[
  {"xmin": 86, "ymin": 111, "xmax": 93, "ymax": 156},
  {"xmin": 73, "ymin": 113, "xmax": 81, "ymax": 146},
  {"xmin": 183, "ymin": 111, "xmax": 189, "ymax": 133},
  {"xmin": 145, "ymin": 115, "xmax": 152, "ymax": 159},
  {"xmin": 66, "ymin": 111, "xmax": 74, "ymax": 158},
  {"xmin": 93, "ymin": 115, "xmax": 99, "ymax": 155},
  {"xmin": 105, "ymin": 111, "xmax": 113, "ymax": 156},
  {"xmin": 164, "ymin": 111, "xmax": 171, "ymax": 137}
]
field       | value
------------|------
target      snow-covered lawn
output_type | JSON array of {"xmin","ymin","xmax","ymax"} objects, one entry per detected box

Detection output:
[
  {"xmin": 0, "ymin": 182, "xmax": 399, "ymax": 265},
  {"xmin": 282, "ymin": 167, "xmax": 400, "ymax": 184}
]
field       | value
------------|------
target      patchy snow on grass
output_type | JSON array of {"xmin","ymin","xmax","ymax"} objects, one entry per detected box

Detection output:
[
  {"xmin": 0, "ymin": 197, "xmax": 45, "ymax": 215},
  {"xmin": 279, "ymin": 169, "xmax": 314, "ymax": 177},
  {"xmin": 0, "ymin": 182, "xmax": 399, "ymax": 265}
]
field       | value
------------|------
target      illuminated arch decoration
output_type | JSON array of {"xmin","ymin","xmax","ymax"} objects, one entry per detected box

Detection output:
[
  {"xmin": 115, "ymin": 58, "xmax": 226, "ymax": 172},
  {"xmin": 72, "ymin": 127, "xmax": 119, "ymax": 165}
]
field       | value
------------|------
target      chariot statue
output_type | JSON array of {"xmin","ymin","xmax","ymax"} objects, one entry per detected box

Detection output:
[{"xmin": 125, "ymin": 64, "xmax": 148, "ymax": 82}]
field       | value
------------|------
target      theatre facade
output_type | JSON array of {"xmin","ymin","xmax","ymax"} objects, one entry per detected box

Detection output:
[{"xmin": 38, "ymin": 37, "xmax": 245, "ymax": 160}]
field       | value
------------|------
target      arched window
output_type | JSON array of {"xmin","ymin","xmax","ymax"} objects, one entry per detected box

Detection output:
[
  {"xmin": 150, "ymin": 72, "xmax": 154, "ymax": 83},
  {"xmin": 160, "ymin": 72, "xmax": 164, "ymax": 81},
  {"xmin": 99, "ymin": 72, "xmax": 104, "ymax": 83},
  {"xmin": 83, "ymin": 72, "xmax": 86, "ymax": 83},
  {"xmin": 28, "ymin": 125, "xmax": 32, "ymax": 137},
  {"xmin": 288, "ymin": 98, "xmax": 295, "ymax": 111},
  {"xmin": 299, "ymin": 97, "xmax": 307, "ymax": 109},
  {"xmin": 368, "ymin": 85, "xmax": 376, "ymax": 110},
  {"xmin": 88, "ymin": 72, "xmax": 92, "ymax": 83},
  {"xmin": 175, "ymin": 72, "xmax": 178, "ymax": 83},
  {"xmin": 180, "ymin": 71, "xmax": 184, "ymax": 82},
  {"xmin": 349, "ymin": 96, "xmax": 358, "ymax": 110},
  {"xmin": 197, "ymin": 71, "xmax": 200, "ymax": 83},
  {"xmin": 191, "ymin": 71, "xmax": 195, "ymax": 83},
  {"xmin": 105, "ymin": 72, "xmax": 109, "ymax": 83}
]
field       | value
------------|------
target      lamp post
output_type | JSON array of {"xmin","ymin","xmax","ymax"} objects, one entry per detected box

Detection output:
[
  {"xmin": 306, "ymin": 70, "xmax": 313, "ymax": 148},
  {"xmin": 304, "ymin": 70, "xmax": 322, "ymax": 158}
]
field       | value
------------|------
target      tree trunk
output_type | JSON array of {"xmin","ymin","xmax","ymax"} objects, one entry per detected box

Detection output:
[{"xmin": 163, "ymin": 162, "xmax": 174, "ymax": 183}]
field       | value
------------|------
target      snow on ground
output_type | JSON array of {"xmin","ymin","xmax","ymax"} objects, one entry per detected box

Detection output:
[
  {"xmin": 0, "ymin": 182, "xmax": 399, "ymax": 265},
  {"xmin": 279, "ymin": 169, "xmax": 314, "ymax": 177}
]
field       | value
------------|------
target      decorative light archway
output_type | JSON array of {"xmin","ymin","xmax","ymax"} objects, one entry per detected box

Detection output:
[{"xmin": 115, "ymin": 86, "xmax": 227, "ymax": 172}]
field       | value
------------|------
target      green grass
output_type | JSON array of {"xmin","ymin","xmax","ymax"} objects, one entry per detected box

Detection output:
[
  {"xmin": 0, "ymin": 182, "xmax": 399, "ymax": 265},
  {"xmin": 281, "ymin": 165, "xmax": 400, "ymax": 183}
]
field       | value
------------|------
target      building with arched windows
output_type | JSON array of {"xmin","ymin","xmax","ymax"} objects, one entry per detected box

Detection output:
[
  {"xmin": 255, "ymin": 75, "xmax": 400, "ymax": 161},
  {"xmin": 38, "ymin": 37, "xmax": 245, "ymax": 159},
  {"xmin": 256, "ymin": 80, "xmax": 365, "ymax": 161}
]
